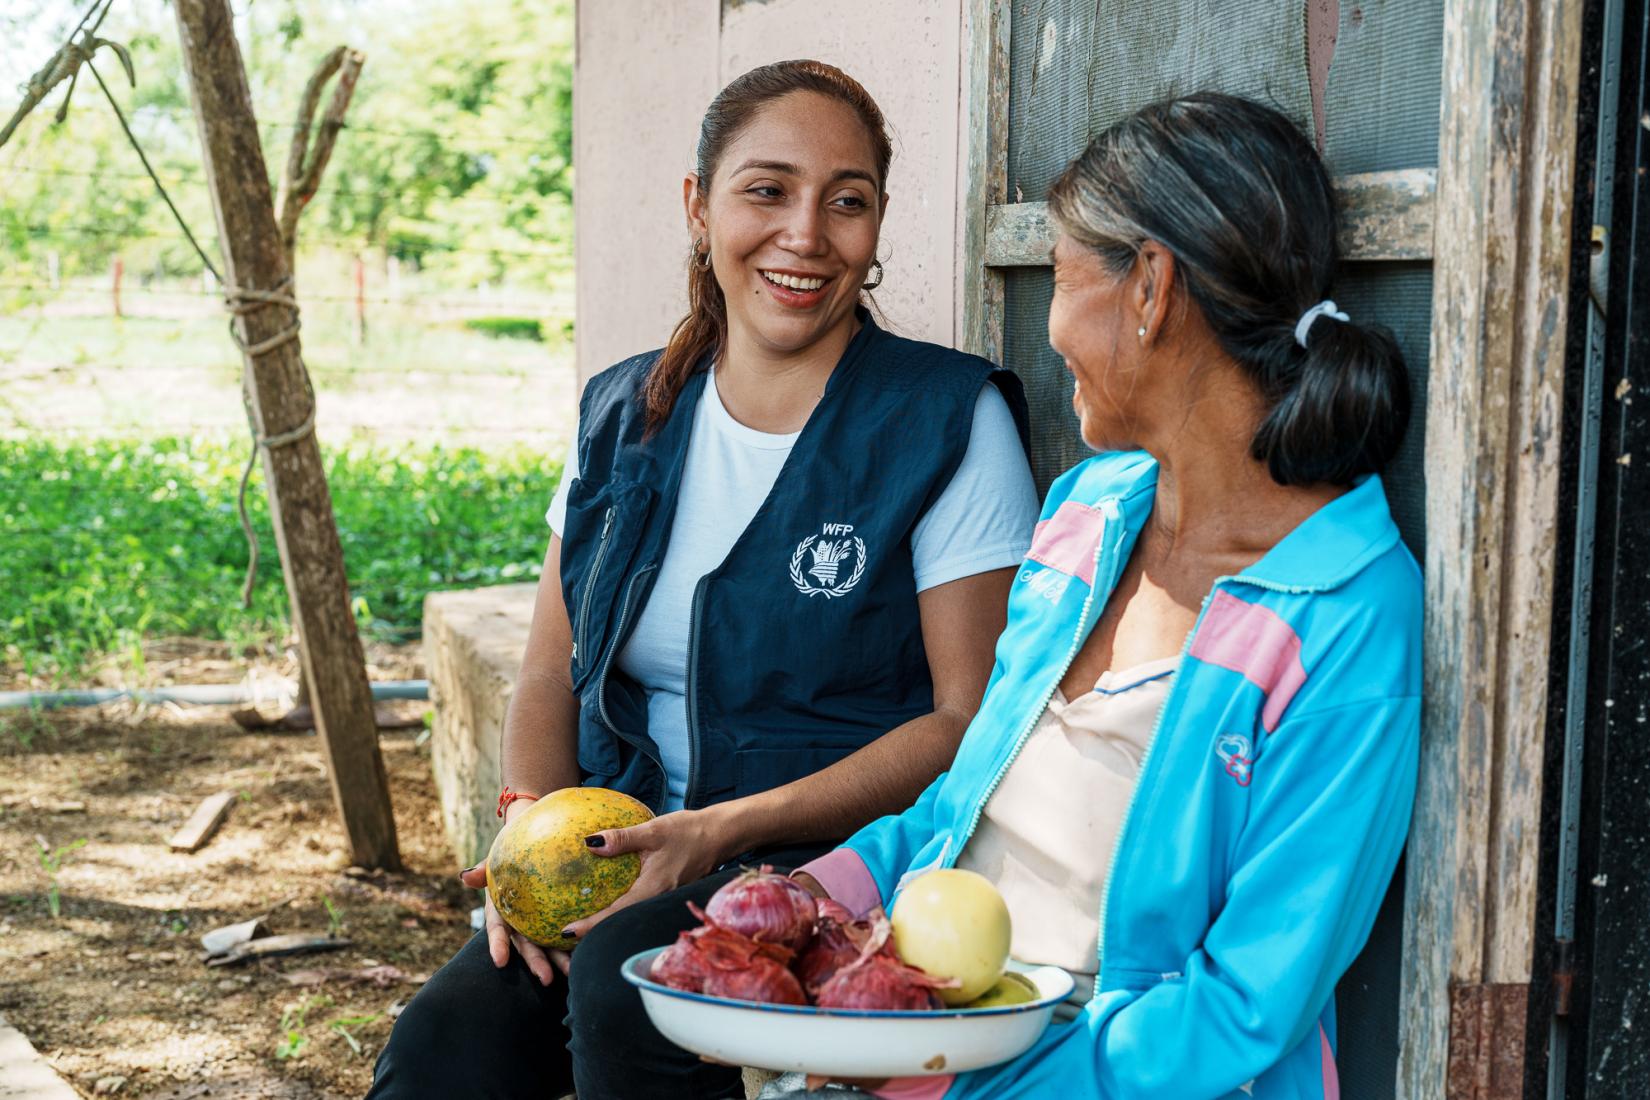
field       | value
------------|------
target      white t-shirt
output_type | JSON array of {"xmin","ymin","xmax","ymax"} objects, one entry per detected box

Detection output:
[{"xmin": 546, "ymin": 370, "xmax": 1038, "ymax": 810}]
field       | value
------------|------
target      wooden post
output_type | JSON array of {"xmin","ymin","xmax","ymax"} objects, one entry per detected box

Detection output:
[
  {"xmin": 110, "ymin": 254, "xmax": 122, "ymax": 317},
  {"xmin": 172, "ymin": 0, "xmax": 400, "ymax": 869},
  {"xmin": 1398, "ymin": 0, "xmax": 1585, "ymax": 1095},
  {"xmin": 353, "ymin": 253, "xmax": 366, "ymax": 346},
  {"xmin": 956, "ymin": 0, "xmax": 1010, "ymax": 361}
]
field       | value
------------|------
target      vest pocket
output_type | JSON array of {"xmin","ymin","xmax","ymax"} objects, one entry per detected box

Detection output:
[{"xmin": 561, "ymin": 477, "xmax": 655, "ymax": 695}]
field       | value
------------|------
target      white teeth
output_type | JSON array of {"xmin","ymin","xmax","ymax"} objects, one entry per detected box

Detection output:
[{"xmin": 763, "ymin": 271, "xmax": 825, "ymax": 291}]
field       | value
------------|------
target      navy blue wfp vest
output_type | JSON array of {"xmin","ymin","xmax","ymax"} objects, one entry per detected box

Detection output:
[{"xmin": 559, "ymin": 312, "xmax": 1028, "ymax": 818}]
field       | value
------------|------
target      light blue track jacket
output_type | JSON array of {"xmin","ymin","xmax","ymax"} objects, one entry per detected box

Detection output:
[{"xmin": 823, "ymin": 451, "xmax": 1421, "ymax": 1099}]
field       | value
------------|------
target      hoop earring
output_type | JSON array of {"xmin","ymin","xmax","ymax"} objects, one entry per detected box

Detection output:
[
  {"xmin": 694, "ymin": 238, "xmax": 711, "ymax": 270},
  {"xmin": 861, "ymin": 258, "xmax": 884, "ymax": 291}
]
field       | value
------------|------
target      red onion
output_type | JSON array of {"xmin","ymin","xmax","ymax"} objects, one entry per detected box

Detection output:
[
  {"xmin": 795, "ymin": 908, "xmax": 896, "ymax": 996},
  {"xmin": 814, "ymin": 954, "xmax": 950, "ymax": 1011},
  {"xmin": 704, "ymin": 867, "xmax": 818, "ymax": 953},
  {"xmin": 815, "ymin": 897, "xmax": 854, "ymax": 923},
  {"xmin": 650, "ymin": 932, "xmax": 711, "ymax": 992},
  {"xmin": 652, "ymin": 902, "xmax": 797, "ymax": 994},
  {"xmin": 702, "ymin": 954, "xmax": 807, "ymax": 1005}
]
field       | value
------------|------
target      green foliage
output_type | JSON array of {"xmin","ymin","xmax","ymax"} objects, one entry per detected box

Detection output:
[
  {"xmin": 36, "ymin": 836, "xmax": 88, "ymax": 919},
  {"xmin": 329, "ymin": 1013, "xmax": 382, "ymax": 1057},
  {"xmin": 0, "ymin": 436, "xmax": 561, "ymax": 682},
  {"xmin": 2, "ymin": 0, "xmax": 574, "ymax": 288},
  {"xmin": 322, "ymin": 895, "xmax": 344, "ymax": 937},
  {"xmin": 463, "ymin": 315, "xmax": 545, "ymax": 341},
  {"xmin": 276, "ymin": 994, "xmax": 333, "ymax": 1060}
]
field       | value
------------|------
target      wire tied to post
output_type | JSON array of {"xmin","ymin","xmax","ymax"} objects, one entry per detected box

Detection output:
[{"xmin": 225, "ymin": 276, "xmax": 316, "ymax": 607}]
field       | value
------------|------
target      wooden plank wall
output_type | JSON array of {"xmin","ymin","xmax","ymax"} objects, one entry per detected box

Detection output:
[
  {"xmin": 955, "ymin": 0, "xmax": 1010, "ymax": 361},
  {"xmin": 952, "ymin": 1, "xmax": 1587, "ymax": 1095},
  {"xmin": 1399, "ymin": 0, "xmax": 1585, "ymax": 1096},
  {"xmin": 984, "ymin": 169, "xmax": 1439, "ymax": 266}
]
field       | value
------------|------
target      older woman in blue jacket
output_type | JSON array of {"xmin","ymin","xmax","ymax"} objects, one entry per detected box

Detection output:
[{"xmin": 795, "ymin": 93, "xmax": 1420, "ymax": 1100}]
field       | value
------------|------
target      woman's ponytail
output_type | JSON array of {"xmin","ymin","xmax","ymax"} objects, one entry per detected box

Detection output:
[
  {"xmin": 1249, "ymin": 320, "xmax": 1411, "ymax": 487},
  {"xmin": 644, "ymin": 245, "xmax": 727, "ymax": 432}
]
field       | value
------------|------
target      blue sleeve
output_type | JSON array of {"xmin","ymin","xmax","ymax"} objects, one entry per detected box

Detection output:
[
  {"xmin": 842, "ymin": 768, "xmax": 953, "ymax": 903},
  {"xmin": 949, "ymin": 693, "xmax": 1421, "ymax": 1100}
]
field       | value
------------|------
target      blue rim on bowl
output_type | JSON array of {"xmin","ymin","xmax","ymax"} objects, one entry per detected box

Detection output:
[{"xmin": 621, "ymin": 947, "xmax": 1074, "ymax": 1018}]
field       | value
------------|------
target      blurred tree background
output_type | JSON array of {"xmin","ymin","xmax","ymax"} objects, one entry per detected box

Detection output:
[
  {"xmin": 0, "ymin": 0, "xmax": 579, "ymax": 683},
  {"xmin": 1, "ymin": 0, "xmax": 574, "ymax": 290}
]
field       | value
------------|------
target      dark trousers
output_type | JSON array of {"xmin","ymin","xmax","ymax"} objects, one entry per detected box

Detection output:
[{"xmin": 368, "ymin": 868, "xmax": 746, "ymax": 1100}]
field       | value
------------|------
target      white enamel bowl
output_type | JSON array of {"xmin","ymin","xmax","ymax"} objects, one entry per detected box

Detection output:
[{"xmin": 622, "ymin": 948, "xmax": 1075, "ymax": 1078}]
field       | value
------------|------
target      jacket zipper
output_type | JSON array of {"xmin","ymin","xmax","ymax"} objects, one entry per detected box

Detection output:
[
  {"xmin": 683, "ymin": 574, "xmax": 710, "ymax": 808},
  {"xmin": 596, "ymin": 562, "xmax": 658, "ymax": 742},
  {"xmin": 947, "ymin": 504, "xmax": 1121, "ymax": 868},
  {"xmin": 1091, "ymin": 569, "xmax": 1317, "ymax": 991},
  {"xmin": 573, "ymin": 506, "xmax": 615, "ymax": 665},
  {"xmin": 1091, "ymin": 589, "xmax": 1212, "ymax": 991}
]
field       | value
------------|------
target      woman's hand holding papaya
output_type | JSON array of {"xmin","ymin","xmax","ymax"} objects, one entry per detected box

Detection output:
[
  {"xmin": 459, "ymin": 800, "xmax": 573, "ymax": 986},
  {"xmin": 558, "ymin": 807, "xmax": 733, "ymax": 939}
]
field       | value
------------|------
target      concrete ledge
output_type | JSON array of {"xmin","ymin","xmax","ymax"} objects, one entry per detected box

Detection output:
[
  {"xmin": 0, "ymin": 1012, "xmax": 80, "ymax": 1099},
  {"xmin": 423, "ymin": 584, "xmax": 537, "ymax": 868}
]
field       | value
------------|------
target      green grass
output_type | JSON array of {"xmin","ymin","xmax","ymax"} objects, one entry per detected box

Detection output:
[
  {"xmin": 463, "ymin": 315, "xmax": 552, "ymax": 342},
  {"xmin": 1, "ymin": 435, "xmax": 561, "ymax": 684}
]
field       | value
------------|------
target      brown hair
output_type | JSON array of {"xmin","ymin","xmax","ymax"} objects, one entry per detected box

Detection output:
[
  {"xmin": 1047, "ymin": 93, "xmax": 1410, "ymax": 487},
  {"xmin": 642, "ymin": 60, "xmax": 893, "ymax": 433}
]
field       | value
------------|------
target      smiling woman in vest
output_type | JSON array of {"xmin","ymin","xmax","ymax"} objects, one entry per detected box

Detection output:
[
  {"xmin": 790, "ymin": 94, "xmax": 1420, "ymax": 1100},
  {"xmin": 367, "ymin": 60, "xmax": 1038, "ymax": 1100}
]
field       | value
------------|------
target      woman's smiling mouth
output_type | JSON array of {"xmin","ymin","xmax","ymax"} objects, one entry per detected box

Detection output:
[{"xmin": 759, "ymin": 268, "xmax": 833, "ymax": 308}]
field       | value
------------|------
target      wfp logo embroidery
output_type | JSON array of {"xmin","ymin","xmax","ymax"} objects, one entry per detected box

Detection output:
[
  {"xmin": 1214, "ymin": 733, "xmax": 1254, "ymax": 788},
  {"xmin": 790, "ymin": 523, "xmax": 867, "ymax": 599}
]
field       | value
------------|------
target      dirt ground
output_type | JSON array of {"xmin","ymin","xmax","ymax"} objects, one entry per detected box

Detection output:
[{"xmin": 0, "ymin": 642, "xmax": 475, "ymax": 1099}]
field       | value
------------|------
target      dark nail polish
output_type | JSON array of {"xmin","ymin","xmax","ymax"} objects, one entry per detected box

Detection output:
[
  {"xmin": 561, "ymin": 927, "xmax": 578, "ymax": 940},
  {"xmin": 584, "ymin": 835, "xmax": 605, "ymax": 849}
]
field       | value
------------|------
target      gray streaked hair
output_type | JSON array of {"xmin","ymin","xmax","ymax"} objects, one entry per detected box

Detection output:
[{"xmin": 1048, "ymin": 93, "xmax": 1409, "ymax": 487}]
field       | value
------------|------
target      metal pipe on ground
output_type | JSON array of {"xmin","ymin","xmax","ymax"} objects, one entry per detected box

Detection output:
[{"xmin": 0, "ymin": 680, "xmax": 429, "ymax": 711}]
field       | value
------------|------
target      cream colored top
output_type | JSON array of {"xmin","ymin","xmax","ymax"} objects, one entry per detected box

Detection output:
[{"xmin": 955, "ymin": 657, "xmax": 1178, "ymax": 1004}]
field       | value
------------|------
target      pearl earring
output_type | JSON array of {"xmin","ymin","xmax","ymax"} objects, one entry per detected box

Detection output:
[{"xmin": 1136, "ymin": 326, "xmax": 1147, "ymax": 339}]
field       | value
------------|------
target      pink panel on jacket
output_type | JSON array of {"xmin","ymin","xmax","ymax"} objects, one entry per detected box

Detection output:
[
  {"xmin": 1320, "ymin": 1024, "xmax": 1340, "ymax": 1100},
  {"xmin": 1026, "ymin": 501, "xmax": 1106, "ymax": 586},
  {"xmin": 1187, "ymin": 589, "xmax": 1307, "ymax": 732}
]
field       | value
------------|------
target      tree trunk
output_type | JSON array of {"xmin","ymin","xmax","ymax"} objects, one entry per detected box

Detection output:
[{"xmin": 172, "ymin": 0, "xmax": 400, "ymax": 869}]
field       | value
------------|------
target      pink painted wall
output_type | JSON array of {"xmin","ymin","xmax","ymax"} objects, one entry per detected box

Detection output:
[
  {"xmin": 574, "ymin": 0, "xmax": 967, "ymax": 385},
  {"xmin": 573, "ymin": 0, "xmax": 721, "ymax": 384}
]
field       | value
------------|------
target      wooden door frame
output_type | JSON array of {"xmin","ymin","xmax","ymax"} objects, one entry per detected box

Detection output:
[{"xmin": 952, "ymin": 1, "xmax": 1585, "ymax": 1094}]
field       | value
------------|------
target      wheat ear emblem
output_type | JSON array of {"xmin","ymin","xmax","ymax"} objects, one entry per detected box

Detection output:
[{"xmin": 789, "ymin": 535, "xmax": 867, "ymax": 598}]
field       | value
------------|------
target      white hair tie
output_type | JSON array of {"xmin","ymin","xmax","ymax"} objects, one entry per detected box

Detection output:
[{"xmin": 1294, "ymin": 300, "xmax": 1350, "ymax": 348}]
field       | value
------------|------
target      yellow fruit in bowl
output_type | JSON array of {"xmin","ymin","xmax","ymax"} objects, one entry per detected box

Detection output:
[
  {"xmin": 889, "ymin": 868, "xmax": 1012, "ymax": 1005},
  {"xmin": 965, "ymin": 971, "xmax": 1039, "ymax": 1009}
]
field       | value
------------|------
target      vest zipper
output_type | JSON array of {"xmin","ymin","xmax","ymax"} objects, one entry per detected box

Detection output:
[
  {"xmin": 597, "ymin": 562, "xmax": 658, "ymax": 740},
  {"xmin": 573, "ymin": 506, "xmax": 616, "ymax": 665},
  {"xmin": 683, "ymin": 574, "xmax": 709, "ymax": 808}
]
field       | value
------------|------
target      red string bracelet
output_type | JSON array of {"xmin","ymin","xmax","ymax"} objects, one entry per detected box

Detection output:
[{"xmin": 497, "ymin": 786, "xmax": 539, "ymax": 818}]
